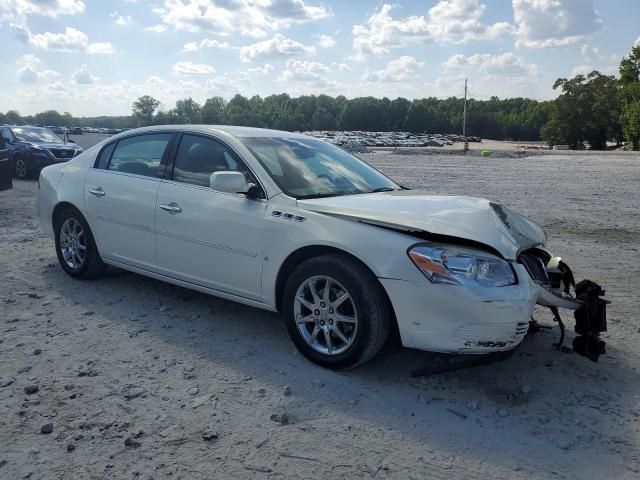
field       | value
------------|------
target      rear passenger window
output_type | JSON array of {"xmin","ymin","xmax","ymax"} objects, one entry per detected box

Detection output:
[
  {"xmin": 95, "ymin": 142, "xmax": 115, "ymax": 169},
  {"xmin": 108, "ymin": 134, "xmax": 172, "ymax": 178},
  {"xmin": 172, "ymin": 134, "xmax": 253, "ymax": 188}
]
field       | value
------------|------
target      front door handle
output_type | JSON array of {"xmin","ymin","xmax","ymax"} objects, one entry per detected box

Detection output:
[
  {"xmin": 159, "ymin": 203, "xmax": 182, "ymax": 214},
  {"xmin": 89, "ymin": 187, "xmax": 105, "ymax": 197}
]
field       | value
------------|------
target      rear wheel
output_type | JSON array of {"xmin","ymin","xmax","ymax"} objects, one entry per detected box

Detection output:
[
  {"xmin": 54, "ymin": 207, "xmax": 105, "ymax": 279},
  {"xmin": 283, "ymin": 254, "xmax": 391, "ymax": 369},
  {"xmin": 14, "ymin": 156, "xmax": 29, "ymax": 179}
]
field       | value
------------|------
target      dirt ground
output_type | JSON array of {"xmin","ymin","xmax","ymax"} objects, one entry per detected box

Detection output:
[{"xmin": 1, "ymin": 147, "xmax": 639, "ymax": 480}]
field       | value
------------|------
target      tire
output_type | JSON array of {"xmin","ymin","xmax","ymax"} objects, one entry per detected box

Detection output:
[
  {"xmin": 54, "ymin": 207, "xmax": 105, "ymax": 279},
  {"xmin": 283, "ymin": 254, "xmax": 391, "ymax": 369},
  {"xmin": 13, "ymin": 155, "xmax": 30, "ymax": 179}
]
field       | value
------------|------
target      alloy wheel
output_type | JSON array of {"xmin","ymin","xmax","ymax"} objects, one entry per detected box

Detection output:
[
  {"xmin": 60, "ymin": 218, "xmax": 86, "ymax": 269},
  {"xmin": 293, "ymin": 275, "xmax": 358, "ymax": 355},
  {"xmin": 15, "ymin": 159, "xmax": 27, "ymax": 178}
]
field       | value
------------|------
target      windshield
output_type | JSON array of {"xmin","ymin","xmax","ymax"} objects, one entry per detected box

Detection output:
[
  {"xmin": 238, "ymin": 136, "xmax": 399, "ymax": 199},
  {"xmin": 12, "ymin": 127, "xmax": 63, "ymax": 144}
]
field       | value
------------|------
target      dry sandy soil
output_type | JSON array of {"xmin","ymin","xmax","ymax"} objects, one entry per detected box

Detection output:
[{"xmin": 1, "ymin": 145, "xmax": 639, "ymax": 480}]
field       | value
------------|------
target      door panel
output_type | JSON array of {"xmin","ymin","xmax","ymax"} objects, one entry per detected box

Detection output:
[
  {"xmin": 85, "ymin": 169, "xmax": 160, "ymax": 268},
  {"xmin": 155, "ymin": 182, "xmax": 266, "ymax": 300}
]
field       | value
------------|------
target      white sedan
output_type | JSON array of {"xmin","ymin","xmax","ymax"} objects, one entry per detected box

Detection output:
[{"xmin": 37, "ymin": 126, "xmax": 607, "ymax": 368}]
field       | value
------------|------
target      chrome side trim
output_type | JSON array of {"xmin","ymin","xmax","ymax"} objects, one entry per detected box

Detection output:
[
  {"xmin": 95, "ymin": 215, "xmax": 153, "ymax": 232},
  {"xmin": 88, "ymin": 168, "xmax": 162, "ymax": 183},
  {"xmin": 160, "ymin": 178, "xmax": 267, "ymax": 203},
  {"xmin": 155, "ymin": 228, "xmax": 257, "ymax": 257}
]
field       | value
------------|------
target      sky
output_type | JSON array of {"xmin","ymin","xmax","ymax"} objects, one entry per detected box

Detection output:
[{"xmin": 0, "ymin": 0, "xmax": 638, "ymax": 117}]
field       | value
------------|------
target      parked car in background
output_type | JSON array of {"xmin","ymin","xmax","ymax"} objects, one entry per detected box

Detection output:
[
  {"xmin": 1, "ymin": 125, "xmax": 84, "ymax": 179},
  {"xmin": 36, "ymin": 125, "xmax": 607, "ymax": 368},
  {"xmin": 0, "ymin": 135, "xmax": 11, "ymax": 191},
  {"xmin": 69, "ymin": 126, "xmax": 83, "ymax": 135}
]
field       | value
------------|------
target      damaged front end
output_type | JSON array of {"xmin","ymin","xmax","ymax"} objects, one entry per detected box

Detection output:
[{"xmin": 518, "ymin": 248, "xmax": 609, "ymax": 362}]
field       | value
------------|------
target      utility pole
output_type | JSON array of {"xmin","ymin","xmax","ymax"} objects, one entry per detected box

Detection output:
[
  {"xmin": 462, "ymin": 78, "xmax": 468, "ymax": 137},
  {"xmin": 463, "ymin": 78, "xmax": 469, "ymax": 151}
]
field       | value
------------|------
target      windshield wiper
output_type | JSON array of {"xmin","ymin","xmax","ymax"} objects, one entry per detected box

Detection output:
[
  {"xmin": 368, "ymin": 187, "xmax": 398, "ymax": 193},
  {"xmin": 296, "ymin": 192, "xmax": 346, "ymax": 200}
]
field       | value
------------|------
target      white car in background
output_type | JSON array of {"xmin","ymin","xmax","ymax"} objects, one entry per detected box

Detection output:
[{"xmin": 36, "ymin": 126, "xmax": 607, "ymax": 368}]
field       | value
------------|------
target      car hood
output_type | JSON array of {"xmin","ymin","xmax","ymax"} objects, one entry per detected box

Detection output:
[
  {"xmin": 297, "ymin": 190, "xmax": 545, "ymax": 260},
  {"xmin": 22, "ymin": 142, "xmax": 75, "ymax": 149}
]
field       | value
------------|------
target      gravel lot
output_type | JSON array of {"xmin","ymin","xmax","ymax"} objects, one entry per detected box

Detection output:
[{"xmin": 1, "ymin": 146, "xmax": 639, "ymax": 480}]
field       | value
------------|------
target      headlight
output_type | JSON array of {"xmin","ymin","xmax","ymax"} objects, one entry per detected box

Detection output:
[
  {"xmin": 408, "ymin": 243, "xmax": 516, "ymax": 287},
  {"xmin": 30, "ymin": 146, "xmax": 50, "ymax": 157}
]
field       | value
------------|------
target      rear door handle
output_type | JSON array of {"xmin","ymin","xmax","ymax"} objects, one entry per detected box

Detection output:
[
  {"xmin": 159, "ymin": 203, "xmax": 182, "ymax": 214},
  {"xmin": 89, "ymin": 187, "xmax": 105, "ymax": 197}
]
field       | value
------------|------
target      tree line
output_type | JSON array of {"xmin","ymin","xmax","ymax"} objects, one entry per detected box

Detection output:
[
  {"xmin": 131, "ymin": 93, "xmax": 551, "ymax": 141},
  {"xmin": 2, "ymin": 44, "xmax": 639, "ymax": 149}
]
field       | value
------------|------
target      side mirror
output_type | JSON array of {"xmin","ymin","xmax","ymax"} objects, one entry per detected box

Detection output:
[
  {"xmin": 209, "ymin": 171, "xmax": 262, "ymax": 199},
  {"xmin": 210, "ymin": 171, "xmax": 249, "ymax": 194},
  {"xmin": 0, "ymin": 139, "xmax": 5, "ymax": 150},
  {"xmin": 67, "ymin": 139, "xmax": 76, "ymax": 144}
]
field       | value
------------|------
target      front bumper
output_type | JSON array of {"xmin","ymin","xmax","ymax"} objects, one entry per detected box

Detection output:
[
  {"xmin": 382, "ymin": 261, "xmax": 605, "ymax": 355},
  {"xmin": 381, "ymin": 263, "xmax": 538, "ymax": 354}
]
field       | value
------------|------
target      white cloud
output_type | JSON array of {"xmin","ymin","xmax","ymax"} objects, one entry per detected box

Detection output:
[
  {"xmin": 279, "ymin": 59, "xmax": 329, "ymax": 81},
  {"xmin": 443, "ymin": 52, "xmax": 538, "ymax": 76},
  {"xmin": 110, "ymin": 11, "xmax": 133, "ymax": 26},
  {"xmin": 513, "ymin": 0, "xmax": 602, "ymax": 48},
  {"xmin": 239, "ymin": 33, "xmax": 316, "ymax": 62},
  {"xmin": 145, "ymin": 24, "xmax": 167, "ymax": 33},
  {"xmin": 19, "ymin": 26, "xmax": 115, "ymax": 54},
  {"xmin": 635, "ymin": 37, "xmax": 640, "ymax": 48},
  {"xmin": 332, "ymin": 62, "xmax": 351, "ymax": 72},
  {"xmin": 71, "ymin": 64, "xmax": 99, "ymax": 84},
  {"xmin": 316, "ymin": 34, "xmax": 336, "ymax": 48},
  {"xmin": 182, "ymin": 38, "xmax": 233, "ymax": 52},
  {"xmin": 247, "ymin": 64, "xmax": 275, "ymax": 74},
  {"xmin": 154, "ymin": 0, "xmax": 330, "ymax": 37},
  {"xmin": 277, "ymin": 59, "xmax": 342, "ymax": 93},
  {"xmin": 363, "ymin": 55, "xmax": 424, "ymax": 82},
  {"xmin": 172, "ymin": 61, "xmax": 215, "ymax": 75},
  {"xmin": 570, "ymin": 64, "xmax": 594, "ymax": 77},
  {"xmin": 352, "ymin": 1, "xmax": 512, "ymax": 57},
  {"xmin": 16, "ymin": 54, "xmax": 60, "ymax": 83},
  {"xmin": 0, "ymin": 0, "xmax": 84, "ymax": 25}
]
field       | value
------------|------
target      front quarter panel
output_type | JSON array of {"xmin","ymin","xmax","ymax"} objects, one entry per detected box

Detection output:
[{"xmin": 262, "ymin": 196, "xmax": 428, "ymax": 307}]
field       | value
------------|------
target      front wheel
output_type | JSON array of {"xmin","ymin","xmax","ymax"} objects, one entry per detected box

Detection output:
[
  {"xmin": 283, "ymin": 254, "xmax": 391, "ymax": 369},
  {"xmin": 54, "ymin": 207, "xmax": 105, "ymax": 279},
  {"xmin": 14, "ymin": 156, "xmax": 30, "ymax": 179}
]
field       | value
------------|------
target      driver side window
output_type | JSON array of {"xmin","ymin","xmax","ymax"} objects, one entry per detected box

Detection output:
[
  {"xmin": 172, "ymin": 134, "xmax": 257, "ymax": 189},
  {"xmin": 1, "ymin": 129, "xmax": 12, "ymax": 142}
]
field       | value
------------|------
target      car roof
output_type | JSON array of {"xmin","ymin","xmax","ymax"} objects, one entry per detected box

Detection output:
[{"xmin": 122, "ymin": 125, "xmax": 309, "ymax": 139}]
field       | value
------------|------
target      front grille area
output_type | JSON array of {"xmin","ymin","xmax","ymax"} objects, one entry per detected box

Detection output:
[
  {"xmin": 518, "ymin": 248, "xmax": 551, "ymax": 284},
  {"xmin": 48, "ymin": 148, "xmax": 76, "ymax": 159}
]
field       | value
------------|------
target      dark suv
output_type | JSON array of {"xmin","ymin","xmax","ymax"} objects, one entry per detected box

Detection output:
[{"xmin": 1, "ymin": 126, "xmax": 84, "ymax": 179}]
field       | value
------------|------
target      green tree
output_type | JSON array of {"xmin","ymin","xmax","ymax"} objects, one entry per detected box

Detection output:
[
  {"xmin": 132, "ymin": 95, "xmax": 160, "ymax": 126},
  {"xmin": 201, "ymin": 96, "xmax": 226, "ymax": 124},
  {"xmin": 619, "ymin": 45, "xmax": 640, "ymax": 149},
  {"xmin": 34, "ymin": 110, "xmax": 63, "ymax": 126},
  {"xmin": 174, "ymin": 98, "xmax": 201, "ymax": 124},
  {"xmin": 621, "ymin": 101, "xmax": 640, "ymax": 150},
  {"xmin": 5, "ymin": 110, "xmax": 23, "ymax": 124},
  {"xmin": 619, "ymin": 45, "xmax": 640, "ymax": 86},
  {"xmin": 542, "ymin": 72, "xmax": 619, "ymax": 149}
]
